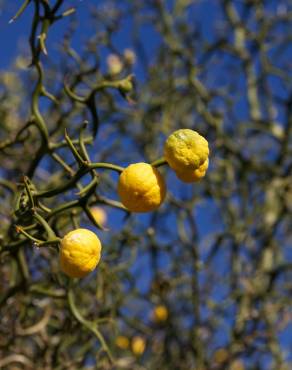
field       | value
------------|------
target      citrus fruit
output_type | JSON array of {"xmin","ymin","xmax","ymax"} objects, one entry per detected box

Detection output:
[
  {"xmin": 213, "ymin": 348, "xmax": 229, "ymax": 364},
  {"xmin": 118, "ymin": 163, "xmax": 166, "ymax": 212},
  {"xmin": 164, "ymin": 129, "xmax": 209, "ymax": 172},
  {"xmin": 174, "ymin": 158, "xmax": 209, "ymax": 183},
  {"xmin": 60, "ymin": 228, "xmax": 101, "ymax": 278},
  {"xmin": 107, "ymin": 54, "xmax": 123, "ymax": 75},
  {"xmin": 115, "ymin": 335, "xmax": 130, "ymax": 350},
  {"xmin": 131, "ymin": 336, "xmax": 146, "ymax": 356},
  {"xmin": 153, "ymin": 304, "xmax": 168, "ymax": 322},
  {"xmin": 230, "ymin": 360, "xmax": 245, "ymax": 370}
]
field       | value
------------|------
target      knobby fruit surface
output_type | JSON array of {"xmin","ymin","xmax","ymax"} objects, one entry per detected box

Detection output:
[
  {"xmin": 175, "ymin": 158, "xmax": 209, "ymax": 183},
  {"xmin": 118, "ymin": 163, "xmax": 166, "ymax": 212},
  {"xmin": 164, "ymin": 129, "xmax": 209, "ymax": 172},
  {"xmin": 60, "ymin": 228, "xmax": 101, "ymax": 278}
]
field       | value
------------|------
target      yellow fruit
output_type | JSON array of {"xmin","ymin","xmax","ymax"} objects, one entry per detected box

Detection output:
[
  {"xmin": 115, "ymin": 335, "xmax": 130, "ymax": 350},
  {"xmin": 107, "ymin": 54, "xmax": 123, "ymax": 75},
  {"xmin": 60, "ymin": 229, "xmax": 101, "ymax": 278},
  {"xmin": 153, "ymin": 305, "xmax": 168, "ymax": 322},
  {"xmin": 131, "ymin": 336, "xmax": 146, "ymax": 356},
  {"xmin": 175, "ymin": 158, "xmax": 209, "ymax": 183},
  {"xmin": 230, "ymin": 360, "xmax": 245, "ymax": 370},
  {"xmin": 90, "ymin": 206, "xmax": 107, "ymax": 226},
  {"xmin": 118, "ymin": 163, "xmax": 166, "ymax": 212},
  {"xmin": 123, "ymin": 48, "xmax": 136, "ymax": 65},
  {"xmin": 213, "ymin": 348, "xmax": 229, "ymax": 364},
  {"xmin": 164, "ymin": 129, "xmax": 209, "ymax": 172}
]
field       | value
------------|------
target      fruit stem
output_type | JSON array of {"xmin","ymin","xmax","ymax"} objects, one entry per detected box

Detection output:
[
  {"xmin": 89, "ymin": 162, "xmax": 124, "ymax": 173},
  {"xmin": 151, "ymin": 157, "xmax": 168, "ymax": 168},
  {"xmin": 33, "ymin": 212, "xmax": 57, "ymax": 241}
]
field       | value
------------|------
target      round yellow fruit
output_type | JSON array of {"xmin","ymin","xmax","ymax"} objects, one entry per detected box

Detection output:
[
  {"xmin": 131, "ymin": 336, "xmax": 146, "ymax": 356},
  {"xmin": 164, "ymin": 129, "xmax": 209, "ymax": 172},
  {"xmin": 153, "ymin": 304, "xmax": 168, "ymax": 322},
  {"xmin": 107, "ymin": 54, "xmax": 123, "ymax": 75},
  {"xmin": 175, "ymin": 158, "xmax": 209, "ymax": 183},
  {"xmin": 213, "ymin": 348, "xmax": 229, "ymax": 364},
  {"xmin": 60, "ymin": 229, "xmax": 101, "ymax": 278},
  {"xmin": 118, "ymin": 163, "xmax": 166, "ymax": 212},
  {"xmin": 230, "ymin": 360, "xmax": 245, "ymax": 370},
  {"xmin": 115, "ymin": 335, "xmax": 130, "ymax": 350}
]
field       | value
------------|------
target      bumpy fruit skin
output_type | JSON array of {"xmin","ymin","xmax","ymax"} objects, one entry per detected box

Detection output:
[
  {"xmin": 175, "ymin": 158, "xmax": 209, "ymax": 183},
  {"xmin": 118, "ymin": 163, "xmax": 166, "ymax": 212},
  {"xmin": 164, "ymin": 129, "xmax": 209, "ymax": 172},
  {"xmin": 60, "ymin": 229, "xmax": 101, "ymax": 278}
]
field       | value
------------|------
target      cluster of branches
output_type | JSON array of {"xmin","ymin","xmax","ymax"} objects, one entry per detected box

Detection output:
[{"xmin": 0, "ymin": 0, "xmax": 291, "ymax": 369}]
